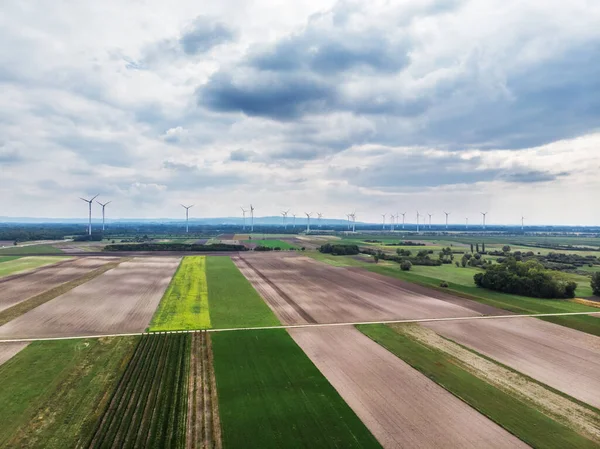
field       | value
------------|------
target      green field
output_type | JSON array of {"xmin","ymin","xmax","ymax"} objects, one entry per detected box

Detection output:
[
  {"xmin": 0, "ymin": 256, "xmax": 21, "ymax": 263},
  {"xmin": 206, "ymin": 256, "xmax": 280, "ymax": 329},
  {"xmin": 0, "ymin": 244, "xmax": 64, "ymax": 255},
  {"xmin": 150, "ymin": 257, "xmax": 210, "ymax": 331},
  {"xmin": 358, "ymin": 324, "xmax": 598, "ymax": 449},
  {"xmin": 0, "ymin": 256, "xmax": 70, "ymax": 278},
  {"xmin": 211, "ymin": 329, "xmax": 381, "ymax": 449},
  {"xmin": 88, "ymin": 334, "xmax": 190, "ymax": 449},
  {"xmin": 245, "ymin": 239, "xmax": 297, "ymax": 249},
  {"xmin": 0, "ymin": 337, "xmax": 137, "ymax": 448}
]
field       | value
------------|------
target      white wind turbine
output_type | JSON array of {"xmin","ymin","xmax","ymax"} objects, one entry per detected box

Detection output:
[
  {"xmin": 346, "ymin": 213, "xmax": 352, "ymax": 231},
  {"xmin": 96, "ymin": 200, "xmax": 111, "ymax": 232},
  {"xmin": 351, "ymin": 212, "xmax": 356, "ymax": 232},
  {"xmin": 80, "ymin": 194, "xmax": 99, "ymax": 236},
  {"xmin": 481, "ymin": 212, "xmax": 488, "ymax": 230},
  {"xmin": 240, "ymin": 207, "xmax": 248, "ymax": 231},
  {"xmin": 250, "ymin": 204, "xmax": 255, "ymax": 232},
  {"xmin": 401, "ymin": 212, "xmax": 406, "ymax": 230},
  {"xmin": 181, "ymin": 204, "xmax": 193, "ymax": 233},
  {"xmin": 466, "ymin": 217, "xmax": 469, "ymax": 230},
  {"xmin": 305, "ymin": 212, "xmax": 312, "ymax": 233},
  {"xmin": 428, "ymin": 213, "xmax": 433, "ymax": 230},
  {"xmin": 317, "ymin": 212, "xmax": 323, "ymax": 228},
  {"xmin": 292, "ymin": 213, "xmax": 297, "ymax": 228},
  {"xmin": 390, "ymin": 213, "xmax": 396, "ymax": 231},
  {"xmin": 282, "ymin": 210, "xmax": 290, "ymax": 229},
  {"xmin": 521, "ymin": 215, "xmax": 525, "ymax": 232},
  {"xmin": 416, "ymin": 211, "xmax": 420, "ymax": 233},
  {"xmin": 444, "ymin": 211, "xmax": 450, "ymax": 230},
  {"xmin": 381, "ymin": 213, "xmax": 386, "ymax": 230}
]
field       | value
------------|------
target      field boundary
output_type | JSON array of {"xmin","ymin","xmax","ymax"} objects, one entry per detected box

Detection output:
[{"xmin": 1, "ymin": 310, "xmax": 599, "ymax": 342}]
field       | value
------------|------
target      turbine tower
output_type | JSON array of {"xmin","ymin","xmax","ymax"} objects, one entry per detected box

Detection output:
[
  {"xmin": 240, "ymin": 207, "xmax": 248, "ymax": 231},
  {"xmin": 80, "ymin": 194, "xmax": 99, "ymax": 236},
  {"xmin": 521, "ymin": 216, "xmax": 525, "ymax": 232},
  {"xmin": 428, "ymin": 213, "xmax": 433, "ymax": 230},
  {"xmin": 181, "ymin": 204, "xmax": 193, "ymax": 233},
  {"xmin": 96, "ymin": 200, "xmax": 111, "ymax": 232},
  {"xmin": 250, "ymin": 204, "xmax": 255, "ymax": 232},
  {"xmin": 351, "ymin": 212, "xmax": 356, "ymax": 232},
  {"xmin": 401, "ymin": 212, "xmax": 406, "ymax": 230},
  {"xmin": 292, "ymin": 213, "xmax": 297, "ymax": 228},
  {"xmin": 416, "ymin": 211, "xmax": 420, "ymax": 233},
  {"xmin": 390, "ymin": 213, "xmax": 396, "ymax": 231},
  {"xmin": 444, "ymin": 211, "xmax": 450, "ymax": 230},
  {"xmin": 282, "ymin": 210, "xmax": 290, "ymax": 229},
  {"xmin": 466, "ymin": 217, "xmax": 469, "ymax": 230},
  {"xmin": 317, "ymin": 212, "xmax": 323, "ymax": 228},
  {"xmin": 346, "ymin": 214, "xmax": 351, "ymax": 231},
  {"xmin": 481, "ymin": 212, "xmax": 488, "ymax": 230},
  {"xmin": 381, "ymin": 213, "xmax": 386, "ymax": 230},
  {"xmin": 305, "ymin": 212, "xmax": 312, "ymax": 233}
]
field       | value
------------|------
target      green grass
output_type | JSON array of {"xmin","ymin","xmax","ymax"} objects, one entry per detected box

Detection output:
[
  {"xmin": 206, "ymin": 256, "xmax": 280, "ymax": 329},
  {"xmin": 0, "ymin": 244, "xmax": 64, "ymax": 255},
  {"xmin": 0, "ymin": 256, "xmax": 21, "ymax": 263},
  {"xmin": 358, "ymin": 324, "xmax": 598, "ymax": 449},
  {"xmin": 211, "ymin": 329, "xmax": 381, "ymax": 449},
  {"xmin": 0, "ymin": 337, "xmax": 138, "ymax": 448},
  {"xmin": 0, "ymin": 256, "xmax": 70, "ymax": 278},
  {"xmin": 245, "ymin": 239, "xmax": 297, "ymax": 249},
  {"xmin": 149, "ymin": 256, "xmax": 211, "ymax": 331},
  {"xmin": 307, "ymin": 251, "xmax": 372, "ymax": 267}
]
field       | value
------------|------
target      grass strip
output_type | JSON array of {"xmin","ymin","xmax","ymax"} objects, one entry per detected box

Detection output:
[
  {"xmin": 0, "ymin": 256, "xmax": 21, "ymax": 263},
  {"xmin": 150, "ymin": 256, "xmax": 211, "ymax": 331},
  {"xmin": 206, "ymin": 256, "xmax": 280, "ymax": 329},
  {"xmin": 244, "ymin": 239, "xmax": 297, "ymax": 249},
  {"xmin": 0, "ymin": 256, "xmax": 71, "ymax": 278},
  {"xmin": 0, "ymin": 244, "xmax": 64, "ymax": 255},
  {"xmin": 0, "ymin": 337, "xmax": 138, "ymax": 448},
  {"xmin": 211, "ymin": 329, "xmax": 381, "ymax": 449},
  {"xmin": 357, "ymin": 323, "xmax": 598, "ymax": 449},
  {"xmin": 0, "ymin": 259, "xmax": 124, "ymax": 326}
]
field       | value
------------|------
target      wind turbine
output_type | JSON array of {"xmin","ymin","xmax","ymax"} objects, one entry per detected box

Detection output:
[
  {"xmin": 428, "ymin": 213, "xmax": 433, "ymax": 230},
  {"xmin": 521, "ymin": 215, "xmax": 525, "ymax": 232},
  {"xmin": 351, "ymin": 212, "xmax": 356, "ymax": 232},
  {"xmin": 305, "ymin": 212, "xmax": 312, "ymax": 233},
  {"xmin": 250, "ymin": 204, "xmax": 255, "ymax": 233},
  {"xmin": 292, "ymin": 213, "xmax": 297, "ymax": 228},
  {"xmin": 390, "ymin": 213, "xmax": 396, "ymax": 231},
  {"xmin": 317, "ymin": 212, "xmax": 323, "ymax": 228},
  {"xmin": 80, "ymin": 194, "xmax": 99, "ymax": 236},
  {"xmin": 282, "ymin": 210, "xmax": 290, "ymax": 229},
  {"xmin": 401, "ymin": 212, "xmax": 406, "ymax": 230},
  {"xmin": 240, "ymin": 207, "xmax": 248, "ymax": 231},
  {"xmin": 416, "ymin": 211, "xmax": 420, "ymax": 233},
  {"xmin": 481, "ymin": 212, "xmax": 488, "ymax": 230},
  {"xmin": 96, "ymin": 200, "xmax": 111, "ymax": 232},
  {"xmin": 346, "ymin": 214, "xmax": 351, "ymax": 231},
  {"xmin": 381, "ymin": 213, "xmax": 386, "ymax": 230},
  {"xmin": 444, "ymin": 212, "xmax": 450, "ymax": 230},
  {"xmin": 181, "ymin": 204, "xmax": 193, "ymax": 233},
  {"xmin": 466, "ymin": 217, "xmax": 469, "ymax": 230}
]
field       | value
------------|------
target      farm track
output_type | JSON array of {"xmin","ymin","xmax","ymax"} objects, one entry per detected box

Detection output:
[
  {"xmin": 88, "ymin": 333, "xmax": 190, "ymax": 449},
  {"xmin": 187, "ymin": 332, "xmax": 221, "ymax": 449}
]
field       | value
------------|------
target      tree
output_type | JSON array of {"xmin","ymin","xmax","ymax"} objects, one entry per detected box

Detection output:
[
  {"xmin": 461, "ymin": 255, "xmax": 468, "ymax": 267},
  {"xmin": 502, "ymin": 245, "xmax": 511, "ymax": 253},
  {"xmin": 400, "ymin": 260, "xmax": 412, "ymax": 271},
  {"xmin": 476, "ymin": 243, "xmax": 480, "ymax": 253},
  {"xmin": 470, "ymin": 243, "xmax": 474, "ymax": 253},
  {"xmin": 592, "ymin": 272, "xmax": 600, "ymax": 296},
  {"xmin": 482, "ymin": 242, "xmax": 486, "ymax": 253}
]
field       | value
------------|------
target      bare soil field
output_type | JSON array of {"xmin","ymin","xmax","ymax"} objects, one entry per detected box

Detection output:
[
  {"xmin": 0, "ymin": 257, "xmax": 117, "ymax": 313},
  {"xmin": 425, "ymin": 317, "xmax": 600, "ymax": 408},
  {"xmin": 0, "ymin": 257, "xmax": 181, "ymax": 339},
  {"xmin": 0, "ymin": 342, "xmax": 29, "ymax": 366},
  {"xmin": 290, "ymin": 326, "xmax": 527, "ymax": 449},
  {"xmin": 234, "ymin": 253, "xmax": 483, "ymax": 325}
]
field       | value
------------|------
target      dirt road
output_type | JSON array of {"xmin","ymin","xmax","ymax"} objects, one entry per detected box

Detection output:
[
  {"xmin": 235, "ymin": 254, "xmax": 484, "ymax": 325},
  {"xmin": 289, "ymin": 327, "xmax": 528, "ymax": 449},
  {"xmin": 0, "ymin": 257, "xmax": 117, "ymax": 313},
  {"xmin": 0, "ymin": 257, "xmax": 181, "ymax": 339},
  {"xmin": 425, "ymin": 317, "xmax": 600, "ymax": 408}
]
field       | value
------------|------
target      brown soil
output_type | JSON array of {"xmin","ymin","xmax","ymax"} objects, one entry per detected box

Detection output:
[
  {"xmin": 396, "ymin": 324, "xmax": 600, "ymax": 443},
  {"xmin": 0, "ymin": 257, "xmax": 118, "ymax": 313},
  {"xmin": 187, "ymin": 332, "xmax": 222, "ymax": 449},
  {"xmin": 0, "ymin": 342, "xmax": 29, "ymax": 366},
  {"xmin": 425, "ymin": 317, "xmax": 600, "ymax": 409},
  {"xmin": 289, "ymin": 326, "xmax": 528, "ymax": 449},
  {"xmin": 0, "ymin": 257, "xmax": 181, "ymax": 339},
  {"xmin": 235, "ymin": 253, "xmax": 482, "ymax": 325}
]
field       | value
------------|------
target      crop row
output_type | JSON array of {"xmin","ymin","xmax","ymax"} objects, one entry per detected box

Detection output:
[{"xmin": 87, "ymin": 333, "xmax": 191, "ymax": 449}]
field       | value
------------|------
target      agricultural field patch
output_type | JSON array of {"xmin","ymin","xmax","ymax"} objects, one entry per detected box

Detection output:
[
  {"xmin": 0, "ymin": 244, "xmax": 64, "ymax": 255},
  {"xmin": 206, "ymin": 256, "xmax": 280, "ymax": 329},
  {"xmin": 0, "ymin": 256, "xmax": 71, "ymax": 278},
  {"xmin": 211, "ymin": 329, "xmax": 381, "ymax": 449},
  {"xmin": 0, "ymin": 337, "xmax": 137, "ymax": 449},
  {"xmin": 0, "ymin": 256, "xmax": 21, "ymax": 263},
  {"xmin": 358, "ymin": 324, "xmax": 598, "ymax": 449},
  {"xmin": 244, "ymin": 239, "xmax": 296, "ymax": 249},
  {"xmin": 150, "ymin": 256, "xmax": 210, "ymax": 331},
  {"xmin": 88, "ymin": 333, "xmax": 190, "ymax": 449}
]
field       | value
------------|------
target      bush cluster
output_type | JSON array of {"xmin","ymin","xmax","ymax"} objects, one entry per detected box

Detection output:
[
  {"xmin": 592, "ymin": 272, "xmax": 600, "ymax": 296},
  {"xmin": 473, "ymin": 258, "xmax": 577, "ymax": 299},
  {"xmin": 103, "ymin": 243, "xmax": 247, "ymax": 252},
  {"xmin": 318, "ymin": 243, "xmax": 360, "ymax": 255}
]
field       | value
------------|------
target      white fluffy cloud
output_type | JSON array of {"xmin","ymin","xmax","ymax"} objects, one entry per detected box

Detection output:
[{"xmin": 0, "ymin": 0, "xmax": 599, "ymax": 224}]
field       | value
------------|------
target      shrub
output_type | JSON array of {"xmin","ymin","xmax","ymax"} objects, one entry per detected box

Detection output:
[
  {"xmin": 254, "ymin": 246, "xmax": 273, "ymax": 251},
  {"xmin": 592, "ymin": 272, "xmax": 600, "ymax": 296},
  {"xmin": 440, "ymin": 281, "xmax": 449, "ymax": 288},
  {"xmin": 400, "ymin": 260, "xmax": 412, "ymax": 271},
  {"xmin": 318, "ymin": 243, "xmax": 359, "ymax": 255}
]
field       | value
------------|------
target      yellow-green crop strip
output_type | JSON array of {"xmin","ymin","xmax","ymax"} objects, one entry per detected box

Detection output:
[{"xmin": 149, "ymin": 256, "xmax": 211, "ymax": 331}]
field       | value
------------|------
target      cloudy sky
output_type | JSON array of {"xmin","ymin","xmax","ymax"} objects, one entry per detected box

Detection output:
[{"xmin": 1, "ymin": 0, "xmax": 599, "ymax": 225}]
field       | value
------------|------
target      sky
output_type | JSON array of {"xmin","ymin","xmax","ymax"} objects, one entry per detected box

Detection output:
[{"xmin": 0, "ymin": 0, "xmax": 599, "ymax": 225}]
